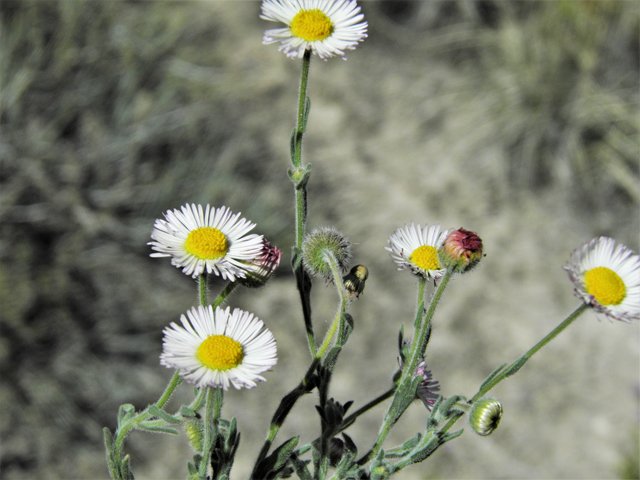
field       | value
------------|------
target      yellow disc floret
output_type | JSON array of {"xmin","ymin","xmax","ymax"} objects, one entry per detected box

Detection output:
[
  {"xmin": 410, "ymin": 245, "xmax": 441, "ymax": 272},
  {"xmin": 291, "ymin": 9, "xmax": 334, "ymax": 42},
  {"xmin": 197, "ymin": 335, "xmax": 244, "ymax": 371},
  {"xmin": 584, "ymin": 266, "xmax": 626, "ymax": 305},
  {"xmin": 184, "ymin": 227, "xmax": 228, "ymax": 260}
]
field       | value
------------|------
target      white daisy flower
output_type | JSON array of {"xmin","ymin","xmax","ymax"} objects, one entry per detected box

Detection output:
[
  {"xmin": 564, "ymin": 237, "xmax": 640, "ymax": 322},
  {"xmin": 261, "ymin": 0, "xmax": 368, "ymax": 60},
  {"xmin": 149, "ymin": 204, "xmax": 264, "ymax": 280},
  {"xmin": 160, "ymin": 305, "xmax": 277, "ymax": 390},
  {"xmin": 385, "ymin": 223, "xmax": 451, "ymax": 280}
]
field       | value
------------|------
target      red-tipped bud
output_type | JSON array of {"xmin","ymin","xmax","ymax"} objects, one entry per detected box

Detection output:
[{"xmin": 439, "ymin": 228, "xmax": 483, "ymax": 274}]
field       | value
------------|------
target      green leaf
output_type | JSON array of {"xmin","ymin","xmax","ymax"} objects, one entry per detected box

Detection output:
[
  {"xmin": 289, "ymin": 452, "xmax": 313, "ymax": 480},
  {"xmin": 103, "ymin": 427, "xmax": 114, "ymax": 452},
  {"xmin": 504, "ymin": 357, "xmax": 528, "ymax": 377},
  {"xmin": 120, "ymin": 454, "xmax": 134, "ymax": 480},
  {"xmin": 289, "ymin": 127, "xmax": 297, "ymax": 160},
  {"xmin": 180, "ymin": 406, "xmax": 198, "ymax": 418},
  {"xmin": 302, "ymin": 97, "xmax": 311, "ymax": 131},
  {"xmin": 149, "ymin": 405, "xmax": 181, "ymax": 424},
  {"xmin": 254, "ymin": 436, "xmax": 300, "ymax": 480},
  {"xmin": 137, "ymin": 422, "xmax": 179, "ymax": 435},
  {"xmin": 479, "ymin": 363, "xmax": 508, "ymax": 390},
  {"xmin": 117, "ymin": 404, "xmax": 135, "ymax": 427}
]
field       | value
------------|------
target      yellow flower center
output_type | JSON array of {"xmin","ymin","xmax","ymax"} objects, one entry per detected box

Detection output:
[
  {"xmin": 291, "ymin": 9, "xmax": 334, "ymax": 42},
  {"xmin": 184, "ymin": 227, "xmax": 228, "ymax": 260},
  {"xmin": 584, "ymin": 267, "xmax": 626, "ymax": 305},
  {"xmin": 410, "ymin": 245, "xmax": 440, "ymax": 271},
  {"xmin": 197, "ymin": 335, "xmax": 244, "ymax": 370}
]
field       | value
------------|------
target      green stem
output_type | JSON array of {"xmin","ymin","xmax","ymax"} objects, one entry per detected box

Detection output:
[
  {"xmin": 358, "ymin": 272, "xmax": 452, "ymax": 466},
  {"xmin": 470, "ymin": 303, "xmax": 589, "ymax": 403},
  {"xmin": 290, "ymin": 49, "xmax": 315, "ymax": 355},
  {"xmin": 199, "ymin": 387, "xmax": 224, "ymax": 479},
  {"xmin": 406, "ymin": 273, "xmax": 450, "ymax": 377},
  {"xmin": 293, "ymin": 49, "xmax": 312, "ymax": 169},
  {"xmin": 315, "ymin": 251, "xmax": 349, "ymax": 359},
  {"xmin": 199, "ymin": 273, "xmax": 208, "ymax": 307},
  {"xmin": 212, "ymin": 281, "xmax": 238, "ymax": 309},
  {"xmin": 439, "ymin": 303, "xmax": 590, "ymax": 436},
  {"xmin": 294, "ymin": 386, "xmax": 397, "ymax": 457},
  {"xmin": 251, "ymin": 357, "xmax": 320, "ymax": 479},
  {"xmin": 111, "ymin": 371, "xmax": 182, "ymax": 476}
]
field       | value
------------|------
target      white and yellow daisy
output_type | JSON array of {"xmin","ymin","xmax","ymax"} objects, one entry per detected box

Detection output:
[
  {"xmin": 564, "ymin": 237, "xmax": 640, "ymax": 322},
  {"xmin": 149, "ymin": 204, "xmax": 264, "ymax": 280},
  {"xmin": 261, "ymin": 0, "xmax": 368, "ymax": 60},
  {"xmin": 385, "ymin": 223, "xmax": 451, "ymax": 280},
  {"xmin": 160, "ymin": 305, "xmax": 277, "ymax": 390}
]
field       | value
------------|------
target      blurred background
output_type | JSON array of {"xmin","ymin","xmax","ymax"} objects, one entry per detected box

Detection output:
[{"xmin": 1, "ymin": 1, "xmax": 638, "ymax": 479}]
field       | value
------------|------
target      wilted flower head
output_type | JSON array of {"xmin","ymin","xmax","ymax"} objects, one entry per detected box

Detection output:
[
  {"xmin": 438, "ymin": 228, "xmax": 483, "ymax": 274},
  {"xmin": 261, "ymin": 0, "xmax": 368, "ymax": 60},
  {"xmin": 240, "ymin": 239, "xmax": 282, "ymax": 288},
  {"xmin": 414, "ymin": 360, "xmax": 441, "ymax": 411},
  {"xmin": 564, "ymin": 237, "xmax": 640, "ymax": 322}
]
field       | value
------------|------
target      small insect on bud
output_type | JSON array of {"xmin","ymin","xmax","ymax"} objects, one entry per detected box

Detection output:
[
  {"xmin": 439, "ymin": 228, "xmax": 484, "ymax": 274},
  {"xmin": 469, "ymin": 397, "xmax": 503, "ymax": 436},
  {"xmin": 302, "ymin": 227, "xmax": 352, "ymax": 281},
  {"xmin": 342, "ymin": 264, "xmax": 369, "ymax": 298}
]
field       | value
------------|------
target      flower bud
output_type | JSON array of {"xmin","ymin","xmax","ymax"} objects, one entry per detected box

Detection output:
[
  {"xmin": 342, "ymin": 264, "xmax": 369, "ymax": 298},
  {"xmin": 183, "ymin": 419, "xmax": 204, "ymax": 452},
  {"xmin": 469, "ymin": 397, "xmax": 502, "ymax": 436},
  {"xmin": 239, "ymin": 239, "xmax": 282, "ymax": 288},
  {"xmin": 302, "ymin": 227, "xmax": 351, "ymax": 280},
  {"xmin": 439, "ymin": 228, "xmax": 483, "ymax": 273}
]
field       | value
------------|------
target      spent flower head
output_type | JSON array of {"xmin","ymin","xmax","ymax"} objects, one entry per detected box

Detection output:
[
  {"xmin": 386, "ymin": 223, "xmax": 451, "ymax": 280},
  {"xmin": 261, "ymin": 0, "xmax": 368, "ymax": 60},
  {"xmin": 439, "ymin": 228, "xmax": 484, "ymax": 274},
  {"xmin": 149, "ymin": 204, "xmax": 263, "ymax": 280},
  {"xmin": 160, "ymin": 305, "xmax": 277, "ymax": 390},
  {"xmin": 564, "ymin": 237, "xmax": 640, "ymax": 322},
  {"xmin": 415, "ymin": 360, "xmax": 441, "ymax": 411}
]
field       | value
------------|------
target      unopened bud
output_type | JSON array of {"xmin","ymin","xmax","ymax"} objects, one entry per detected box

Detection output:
[
  {"xmin": 439, "ymin": 228, "xmax": 483, "ymax": 273},
  {"xmin": 239, "ymin": 239, "xmax": 282, "ymax": 288},
  {"xmin": 469, "ymin": 397, "xmax": 502, "ymax": 436},
  {"xmin": 302, "ymin": 227, "xmax": 351, "ymax": 280},
  {"xmin": 183, "ymin": 419, "xmax": 204, "ymax": 452}
]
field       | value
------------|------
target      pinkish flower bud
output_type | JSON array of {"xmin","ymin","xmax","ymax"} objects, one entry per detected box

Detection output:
[
  {"xmin": 240, "ymin": 239, "xmax": 282, "ymax": 288},
  {"xmin": 439, "ymin": 228, "xmax": 484, "ymax": 273}
]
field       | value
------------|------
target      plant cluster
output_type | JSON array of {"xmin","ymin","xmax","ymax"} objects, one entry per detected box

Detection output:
[{"xmin": 103, "ymin": 2, "xmax": 640, "ymax": 479}]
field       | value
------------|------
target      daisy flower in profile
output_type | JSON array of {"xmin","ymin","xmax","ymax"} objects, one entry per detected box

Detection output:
[
  {"xmin": 149, "ymin": 204, "xmax": 263, "ymax": 280},
  {"xmin": 160, "ymin": 305, "xmax": 277, "ymax": 390},
  {"xmin": 564, "ymin": 237, "xmax": 640, "ymax": 322},
  {"xmin": 260, "ymin": 0, "xmax": 368, "ymax": 60},
  {"xmin": 386, "ymin": 223, "xmax": 451, "ymax": 280}
]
